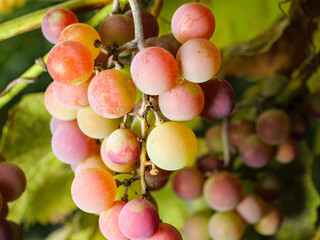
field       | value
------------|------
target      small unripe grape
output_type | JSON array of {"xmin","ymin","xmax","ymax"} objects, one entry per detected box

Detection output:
[
  {"xmin": 148, "ymin": 223, "xmax": 182, "ymax": 240},
  {"xmin": 228, "ymin": 119, "xmax": 255, "ymax": 147},
  {"xmin": 255, "ymin": 173, "xmax": 283, "ymax": 201},
  {"xmin": 275, "ymin": 138, "xmax": 297, "ymax": 164},
  {"xmin": 183, "ymin": 212, "xmax": 211, "ymax": 240},
  {"xmin": 304, "ymin": 93, "xmax": 320, "ymax": 120},
  {"xmin": 205, "ymin": 125, "xmax": 223, "ymax": 154},
  {"xmin": 254, "ymin": 205, "xmax": 283, "ymax": 236},
  {"xmin": 236, "ymin": 194, "xmax": 266, "ymax": 224}
]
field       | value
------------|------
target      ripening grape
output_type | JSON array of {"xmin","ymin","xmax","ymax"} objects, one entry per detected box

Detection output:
[
  {"xmin": 239, "ymin": 134, "xmax": 274, "ymax": 168},
  {"xmin": 172, "ymin": 168, "xmax": 204, "ymax": 201},
  {"xmin": 114, "ymin": 174, "xmax": 141, "ymax": 201},
  {"xmin": 203, "ymin": 171, "xmax": 242, "ymax": 211},
  {"xmin": 304, "ymin": 93, "xmax": 320, "ymax": 120},
  {"xmin": 44, "ymin": 83, "xmax": 77, "ymax": 121},
  {"xmin": 51, "ymin": 121, "xmax": 95, "ymax": 165},
  {"xmin": 145, "ymin": 167, "xmax": 172, "ymax": 191},
  {"xmin": 146, "ymin": 37, "xmax": 178, "ymax": 57},
  {"xmin": 118, "ymin": 199, "xmax": 160, "ymax": 240},
  {"xmin": 88, "ymin": 69, "xmax": 137, "ymax": 118},
  {"xmin": 50, "ymin": 117, "xmax": 76, "ymax": 134},
  {"xmin": 146, "ymin": 122, "xmax": 198, "ymax": 171},
  {"xmin": 256, "ymin": 109, "xmax": 291, "ymax": 145},
  {"xmin": 99, "ymin": 201, "xmax": 127, "ymax": 240},
  {"xmin": 0, "ymin": 218, "xmax": 13, "ymax": 240},
  {"xmin": 0, "ymin": 162, "xmax": 26, "ymax": 202},
  {"xmin": 197, "ymin": 155, "xmax": 223, "ymax": 174},
  {"xmin": 75, "ymin": 155, "xmax": 114, "ymax": 176},
  {"xmin": 159, "ymin": 80, "xmax": 204, "ymax": 121},
  {"xmin": 255, "ymin": 173, "xmax": 283, "ymax": 201},
  {"xmin": 59, "ymin": 23, "xmax": 101, "ymax": 58},
  {"xmin": 105, "ymin": 129, "xmax": 140, "ymax": 165},
  {"xmin": 288, "ymin": 110, "xmax": 309, "ymax": 140},
  {"xmin": 200, "ymin": 77, "xmax": 236, "ymax": 121},
  {"xmin": 53, "ymin": 77, "xmax": 90, "ymax": 110},
  {"xmin": 228, "ymin": 119, "xmax": 255, "ymax": 147},
  {"xmin": 208, "ymin": 211, "xmax": 244, "ymax": 240},
  {"xmin": 183, "ymin": 212, "xmax": 211, "ymax": 240},
  {"xmin": 99, "ymin": 14, "xmax": 134, "ymax": 46},
  {"xmin": 159, "ymin": 33, "xmax": 182, "ymax": 56},
  {"xmin": 41, "ymin": 7, "xmax": 78, "ymax": 44},
  {"xmin": 131, "ymin": 47, "xmax": 178, "ymax": 95},
  {"xmin": 176, "ymin": 38, "xmax": 221, "ymax": 83},
  {"xmin": 47, "ymin": 40, "xmax": 94, "ymax": 86},
  {"xmin": 275, "ymin": 138, "xmax": 297, "ymax": 164},
  {"xmin": 171, "ymin": 2, "xmax": 215, "ymax": 43},
  {"xmin": 8, "ymin": 221, "xmax": 24, "ymax": 240},
  {"xmin": 236, "ymin": 194, "xmax": 266, "ymax": 224},
  {"xmin": 77, "ymin": 107, "xmax": 121, "ymax": 139},
  {"xmin": 71, "ymin": 168, "xmax": 117, "ymax": 214},
  {"xmin": 254, "ymin": 205, "xmax": 283, "ymax": 236},
  {"xmin": 205, "ymin": 125, "xmax": 223, "ymax": 154},
  {"xmin": 148, "ymin": 223, "xmax": 182, "ymax": 240},
  {"xmin": 125, "ymin": 10, "xmax": 159, "ymax": 39}
]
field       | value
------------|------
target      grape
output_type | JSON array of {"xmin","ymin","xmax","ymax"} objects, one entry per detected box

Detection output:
[
  {"xmin": 200, "ymin": 77, "xmax": 236, "ymax": 121},
  {"xmin": 0, "ymin": 218, "xmax": 13, "ymax": 240},
  {"xmin": 75, "ymin": 155, "xmax": 114, "ymax": 176},
  {"xmin": 254, "ymin": 204, "xmax": 283, "ymax": 236},
  {"xmin": 197, "ymin": 155, "xmax": 223, "ymax": 174},
  {"xmin": 159, "ymin": 80, "xmax": 204, "ymax": 121},
  {"xmin": 8, "ymin": 221, "xmax": 23, "ymax": 240},
  {"xmin": 114, "ymin": 174, "xmax": 141, "ymax": 201},
  {"xmin": 47, "ymin": 40, "xmax": 94, "ymax": 86},
  {"xmin": 88, "ymin": 69, "xmax": 137, "ymax": 118},
  {"xmin": 145, "ymin": 167, "xmax": 172, "ymax": 191},
  {"xmin": 118, "ymin": 198, "xmax": 160, "ymax": 240},
  {"xmin": 59, "ymin": 23, "xmax": 101, "ymax": 58},
  {"xmin": 159, "ymin": 34, "xmax": 182, "ymax": 56},
  {"xmin": 44, "ymin": 83, "xmax": 77, "ymax": 121},
  {"xmin": 131, "ymin": 47, "xmax": 178, "ymax": 95},
  {"xmin": 50, "ymin": 117, "xmax": 76, "ymax": 134},
  {"xmin": 172, "ymin": 168, "xmax": 204, "ymax": 201},
  {"xmin": 71, "ymin": 168, "xmax": 117, "ymax": 214},
  {"xmin": 0, "ymin": 203, "xmax": 8, "ymax": 218},
  {"xmin": 205, "ymin": 125, "xmax": 223, "ymax": 154},
  {"xmin": 236, "ymin": 194, "xmax": 266, "ymax": 224},
  {"xmin": 176, "ymin": 38, "xmax": 221, "ymax": 83},
  {"xmin": 255, "ymin": 173, "xmax": 283, "ymax": 201},
  {"xmin": 288, "ymin": 110, "xmax": 309, "ymax": 140},
  {"xmin": 125, "ymin": 10, "xmax": 159, "ymax": 39},
  {"xmin": 208, "ymin": 211, "xmax": 244, "ymax": 240},
  {"xmin": 275, "ymin": 138, "xmax": 297, "ymax": 164},
  {"xmin": 99, "ymin": 14, "xmax": 134, "ymax": 46},
  {"xmin": 228, "ymin": 119, "xmax": 255, "ymax": 147},
  {"xmin": 239, "ymin": 134, "xmax": 274, "ymax": 168},
  {"xmin": 203, "ymin": 171, "xmax": 242, "ymax": 211},
  {"xmin": 105, "ymin": 129, "xmax": 140, "ymax": 165},
  {"xmin": 146, "ymin": 37, "xmax": 178, "ymax": 57},
  {"xmin": 171, "ymin": 2, "xmax": 215, "ymax": 44},
  {"xmin": 53, "ymin": 77, "xmax": 90, "ymax": 110},
  {"xmin": 101, "ymin": 137, "xmax": 139, "ymax": 173},
  {"xmin": 51, "ymin": 121, "xmax": 95, "ymax": 165},
  {"xmin": 146, "ymin": 122, "xmax": 197, "ymax": 171},
  {"xmin": 0, "ymin": 192, "xmax": 2, "ymax": 212},
  {"xmin": 77, "ymin": 107, "xmax": 121, "ymax": 139},
  {"xmin": 0, "ymin": 162, "xmax": 26, "ymax": 202},
  {"xmin": 256, "ymin": 109, "xmax": 291, "ymax": 145},
  {"xmin": 41, "ymin": 7, "xmax": 78, "ymax": 44},
  {"xmin": 183, "ymin": 212, "xmax": 211, "ymax": 240},
  {"xmin": 148, "ymin": 223, "xmax": 182, "ymax": 240},
  {"xmin": 99, "ymin": 201, "xmax": 127, "ymax": 240},
  {"xmin": 304, "ymin": 93, "xmax": 320, "ymax": 120}
]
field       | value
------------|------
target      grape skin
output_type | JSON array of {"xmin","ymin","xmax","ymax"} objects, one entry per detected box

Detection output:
[
  {"xmin": 183, "ymin": 212, "xmax": 211, "ymax": 240},
  {"xmin": 148, "ymin": 223, "xmax": 182, "ymax": 240}
]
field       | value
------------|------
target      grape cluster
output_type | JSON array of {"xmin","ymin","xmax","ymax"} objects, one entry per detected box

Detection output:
[{"xmin": 0, "ymin": 154, "xmax": 25, "ymax": 240}]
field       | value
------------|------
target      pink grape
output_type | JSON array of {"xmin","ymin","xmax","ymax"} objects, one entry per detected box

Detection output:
[
  {"xmin": 256, "ymin": 109, "xmax": 291, "ymax": 145},
  {"xmin": 228, "ymin": 119, "xmax": 255, "ymax": 147},
  {"xmin": 159, "ymin": 33, "xmax": 182, "ymax": 56},
  {"xmin": 197, "ymin": 155, "xmax": 223, "ymax": 174},
  {"xmin": 71, "ymin": 168, "xmax": 117, "ymax": 214},
  {"xmin": 119, "ymin": 198, "xmax": 160, "ymax": 240},
  {"xmin": 275, "ymin": 138, "xmax": 297, "ymax": 164},
  {"xmin": 203, "ymin": 171, "xmax": 242, "ymax": 211},
  {"xmin": 176, "ymin": 38, "xmax": 221, "ymax": 83},
  {"xmin": 148, "ymin": 223, "xmax": 182, "ymax": 240},
  {"xmin": 53, "ymin": 77, "xmax": 90, "ymax": 110},
  {"xmin": 236, "ymin": 194, "xmax": 266, "ymax": 224},
  {"xmin": 51, "ymin": 121, "xmax": 95, "ymax": 165},
  {"xmin": 41, "ymin": 7, "xmax": 78, "ymax": 44},
  {"xmin": 172, "ymin": 168, "xmax": 204, "ymax": 201},
  {"xmin": 44, "ymin": 83, "xmax": 77, "ymax": 121},
  {"xmin": 200, "ymin": 77, "xmax": 236, "ymax": 121},
  {"xmin": 49, "ymin": 117, "xmax": 76, "ymax": 134},
  {"xmin": 99, "ymin": 201, "xmax": 127, "ymax": 240},
  {"xmin": 47, "ymin": 40, "xmax": 94, "ymax": 86},
  {"xmin": 77, "ymin": 107, "xmax": 121, "ymax": 139},
  {"xmin": 105, "ymin": 129, "xmax": 140, "ymax": 165},
  {"xmin": 208, "ymin": 211, "xmax": 244, "ymax": 240},
  {"xmin": 146, "ymin": 122, "xmax": 198, "ymax": 171},
  {"xmin": 304, "ymin": 93, "xmax": 320, "ymax": 120},
  {"xmin": 254, "ymin": 205, "xmax": 283, "ymax": 236},
  {"xmin": 0, "ymin": 218, "xmax": 13, "ymax": 240},
  {"xmin": 0, "ymin": 162, "xmax": 26, "ymax": 202},
  {"xmin": 171, "ymin": 2, "xmax": 215, "ymax": 43},
  {"xmin": 159, "ymin": 80, "xmax": 204, "ymax": 121},
  {"xmin": 131, "ymin": 47, "xmax": 178, "ymax": 95},
  {"xmin": 146, "ymin": 37, "xmax": 178, "ymax": 57},
  {"xmin": 75, "ymin": 155, "xmax": 114, "ymax": 176},
  {"xmin": 101, "ymin": 137, "xmax": 139, "ymax": 173},
  {"xmin": 183, "ymin": 212, "xmax": 211, "ymax": 240},
  {"xmin": 88, "ymin": 69, "xmax": 137, "ymax": 118},
  {"xmin": 205, "ymin": 124, "xmax": 223, "ymax": 154},
  {"xmin": 239, "ymin": 134, "xmax": 274, "ymax": 168}
]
